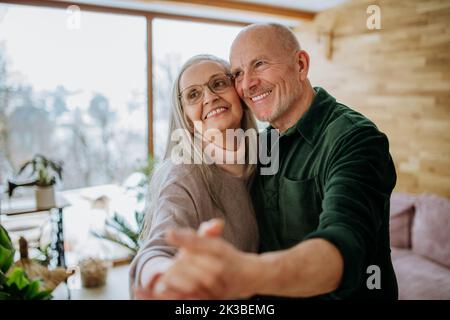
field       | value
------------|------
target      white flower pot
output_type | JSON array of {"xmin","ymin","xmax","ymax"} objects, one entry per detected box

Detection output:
[{"xmin": 35, "ymin": 186, "xmax": 56, "ymax": 210}]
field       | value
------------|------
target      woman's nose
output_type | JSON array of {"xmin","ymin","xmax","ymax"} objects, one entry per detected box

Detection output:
[{"xmin": 202, "ymin": 86, "xmax": 219, "ymax": 105}]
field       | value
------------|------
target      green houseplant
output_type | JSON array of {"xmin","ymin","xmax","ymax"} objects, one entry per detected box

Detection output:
[
  {"xmin": 91, "ymin": 210, "xmax": 145, "ymax": 257},
  {"xmin": 17, "ymin": 154, "xmax": 63, "ymax": 209},
  {"xmin": 0, "ymin": 225, "xmax": 52, "ymax": 300}
]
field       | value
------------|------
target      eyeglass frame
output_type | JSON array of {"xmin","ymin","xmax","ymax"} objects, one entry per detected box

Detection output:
[{"xmin": 178, "ymin": 73, "xmax": 235, "ymax": 106}]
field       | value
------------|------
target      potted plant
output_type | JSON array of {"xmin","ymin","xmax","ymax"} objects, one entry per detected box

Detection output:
[
  {"xmin": 17, "ymin": 154, "xmax": 63, "ymax": 210},
  {"xmin": 91, "ymin": 210, "xmax": 145, "ymax": 258},
  {"xmin": 0, "ymin": 225, "xmax": 53, "ymax": 300}
]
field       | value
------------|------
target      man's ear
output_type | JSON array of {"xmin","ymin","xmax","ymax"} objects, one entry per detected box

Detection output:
[{"xmin": 297, "ymin": 50, "xmax": 310, "ymax": 82}]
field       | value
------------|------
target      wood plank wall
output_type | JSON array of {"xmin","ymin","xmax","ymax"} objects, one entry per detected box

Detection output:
[{"xmin": 294, "ymin": 0, "xmax": 450, "ymax": 197}]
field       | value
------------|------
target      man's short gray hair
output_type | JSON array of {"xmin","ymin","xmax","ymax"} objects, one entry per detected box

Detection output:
[{"xmin": 237, "ymin": 23, "xmax": 301, "ymax": 52}]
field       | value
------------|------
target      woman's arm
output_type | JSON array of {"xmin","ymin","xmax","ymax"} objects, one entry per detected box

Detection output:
[{"xmin": 129, "ymin": 176, "xmax": 201, "ymax": 297}]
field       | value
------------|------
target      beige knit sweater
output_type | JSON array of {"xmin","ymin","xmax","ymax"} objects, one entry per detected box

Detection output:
[{"xmin": 129, "ymin": 161, "xmax": 259, "ymax": 294}]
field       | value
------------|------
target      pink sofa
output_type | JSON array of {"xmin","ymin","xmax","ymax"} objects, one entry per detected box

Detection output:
[{"xmin": 389, "ymin": 193, "xmax": 450, "ymax": 300}]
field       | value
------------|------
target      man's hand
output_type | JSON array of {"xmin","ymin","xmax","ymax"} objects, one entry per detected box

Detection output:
[{"xmin": 153, "ymin": 220, "xmax": 260, "ymax": 299}]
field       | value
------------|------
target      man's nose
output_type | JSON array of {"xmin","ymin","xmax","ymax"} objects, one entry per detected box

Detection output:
[
  {"xmin": 241, "ymin": 73, "xmax": 259, "ymax": 96},
  {"xmin": 202, "ymin": 86, "xmax": 219, "ymax": 105}
]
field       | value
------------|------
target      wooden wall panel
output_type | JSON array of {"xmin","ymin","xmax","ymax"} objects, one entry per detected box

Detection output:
[{"xmin": 295, "ymin": 0, "xmax": 450, "ymax": 197}]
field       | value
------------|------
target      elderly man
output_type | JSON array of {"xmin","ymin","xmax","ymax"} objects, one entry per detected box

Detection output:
[{"xmin": 138, "ymin": 23, "xmax": 398, "ymax": 300}]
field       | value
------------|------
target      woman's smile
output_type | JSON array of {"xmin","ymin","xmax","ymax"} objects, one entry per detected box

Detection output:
[{"xmin": 204, "ymin": 106, "xmax": 229, "ymax": 120}]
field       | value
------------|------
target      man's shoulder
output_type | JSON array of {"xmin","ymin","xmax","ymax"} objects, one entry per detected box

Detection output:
[{"xmin": 322, "ymin": 102, "xmax": 385, "ymax": 143}]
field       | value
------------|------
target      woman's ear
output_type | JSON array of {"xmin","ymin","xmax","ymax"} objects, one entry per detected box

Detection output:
[
  {"xmin": 187, "ymin": 119, "xmax": 195, "ymax": 132},
  {"xmin": 183, "ymin": 113, "xmax": 195, "ymax": 132}
]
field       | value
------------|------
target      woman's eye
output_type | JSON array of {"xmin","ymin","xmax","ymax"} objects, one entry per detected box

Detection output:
[
  {"xmin": 188, "ymin": 90, "xmax": 199, "ymax": 99},
  {"xmin": 212, "ymin": 79, "xmax": 227, "ymax": 89}
]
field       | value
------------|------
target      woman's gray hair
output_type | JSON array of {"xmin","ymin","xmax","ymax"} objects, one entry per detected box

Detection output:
[{"xmin": 140, "ymin": 54, "xmax": 258, "ymax": 240}]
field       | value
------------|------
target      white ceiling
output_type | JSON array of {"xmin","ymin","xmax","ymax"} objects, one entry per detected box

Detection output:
[{"xmin": 56, "ymin": 0, "xmax": 350, "ymax": 27}]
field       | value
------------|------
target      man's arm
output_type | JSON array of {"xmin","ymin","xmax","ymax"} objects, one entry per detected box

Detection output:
[{"xmin": 250, "ymin": 238, "xmax": 343, "ymax": 297}]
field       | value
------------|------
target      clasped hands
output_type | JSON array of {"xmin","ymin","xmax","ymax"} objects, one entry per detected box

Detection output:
[{"xmin": 134, "ymin": 219, "xmax": 258, "ymax": 300}]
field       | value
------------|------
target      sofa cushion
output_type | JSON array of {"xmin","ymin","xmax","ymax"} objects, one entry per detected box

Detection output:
[
  {"xmin": 389, "ymin": 193, "xmax": 416, "ymax": 248},
  {"xmin": 412, "ymin": 194, "xmax": 450, "ymax": 268},
  {"xmin": 391, "ymin": 247, "xmax": 450, "ymax": 300}
]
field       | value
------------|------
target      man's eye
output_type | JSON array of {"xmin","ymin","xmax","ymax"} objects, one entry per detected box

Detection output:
[
  {"xmin": 233, "ymin": 71, "xmax": 243, "ymax": 80},
  {"xmin": 255, "ymin": 60, "xmax": 265, "ymax": 68}
]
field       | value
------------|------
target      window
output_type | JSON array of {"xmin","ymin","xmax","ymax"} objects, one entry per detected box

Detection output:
[
  {"xmin": 152, "ymin": 18, "xmax": 242, "ymax": 159},
  {"xmin": 0, "ymin": 4, "xmax": 147, "ymax": 190},
  {"xmin": 0, "ymin": 3, "xmax": 148, "ymax": 265}
]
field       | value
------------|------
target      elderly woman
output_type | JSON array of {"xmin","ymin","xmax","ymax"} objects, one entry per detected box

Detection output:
[{"xmin": 130, "ymin": 54, "xmax": 259, "ymax": 299}]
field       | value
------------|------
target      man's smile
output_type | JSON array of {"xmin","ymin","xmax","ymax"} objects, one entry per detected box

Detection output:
[{"xmin": 249, "ymin": 90, "xmax": 272, "ymax": 103}]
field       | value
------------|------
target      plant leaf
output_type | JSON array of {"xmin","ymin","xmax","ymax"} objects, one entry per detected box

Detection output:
[
  {"xmin": 17, "ymin": 154, "xmax": 63, "ymax": 186},
  {"xmin": 32, "ymin": 289, "xmax": 52, "ymax": 300},
  {"xmin": 49, "ymin": 161, "xmax": 63, "ymax": 180},
  {"xmin": 0, "ymin": 225, "xmax": 14, "ymax": 250},
  {"xmin": 0, "ymin": 291, "xmax": 10, "ymax": 300},
  {"xmin": 135, "ymin": 210, "xmax": 145, "ymax": 228},
  {"xmin": 6, "ymin": 268, "xmax": 30, "ymax": 290},
  {"xmin": 17, "ymin": 160, "xmax": 33, "ymax": 176},
  {"xmin": 106, "ymin": 213, "xmax": 139, "ymax": 245},
  {"xmin": 24, "ymin": 279, "xmax": 41, "ymax": 300},
  {"xmin": 91, "ymin": 230, "xmax": 137, "ymax": 254},
  {"xmin": 0, "ymin": 269, "xmax": 6, "ymax": 285},
  {"xmin": 0, "ymin": 244, "xmax": 15, "ymax": 274}
]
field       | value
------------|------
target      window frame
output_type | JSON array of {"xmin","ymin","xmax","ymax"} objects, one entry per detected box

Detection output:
[{"xmin": 1, "ymin": 0, "xmax": 249, "ymax": 157}]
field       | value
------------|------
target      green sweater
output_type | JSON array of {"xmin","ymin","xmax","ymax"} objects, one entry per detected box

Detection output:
[{"xmin": 251, "ymin": 87, "xmax": 398, "ymax": 299}]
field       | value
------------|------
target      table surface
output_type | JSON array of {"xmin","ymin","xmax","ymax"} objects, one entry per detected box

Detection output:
[{"xmin": 53, "ymin": 264, "xmax": 131, "ymax": 300}]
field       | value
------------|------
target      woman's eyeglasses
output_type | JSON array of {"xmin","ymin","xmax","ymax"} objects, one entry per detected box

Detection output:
[{"xmin": 179, "ymin": 73, "xmax": 234, "ymax": 105}]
